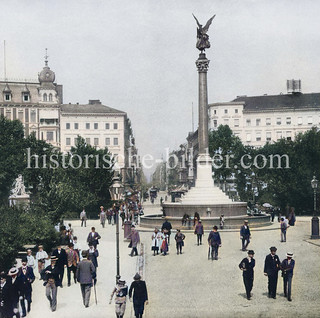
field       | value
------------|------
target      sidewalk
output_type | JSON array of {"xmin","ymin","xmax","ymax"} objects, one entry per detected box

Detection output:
[{"xmin": 28, "ymin": 220, "xmax": 139, "ymax": 318}]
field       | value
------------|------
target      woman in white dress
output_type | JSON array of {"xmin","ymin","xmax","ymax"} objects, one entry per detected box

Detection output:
[{"xmin": 151, "ymin": 228, "xmax": 163, "ymax": 256}]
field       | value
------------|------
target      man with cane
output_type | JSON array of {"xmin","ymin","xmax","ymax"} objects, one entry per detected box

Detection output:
[{"xmin": 76, "ymin": 250, "xmax": 96, "ymax": 308}]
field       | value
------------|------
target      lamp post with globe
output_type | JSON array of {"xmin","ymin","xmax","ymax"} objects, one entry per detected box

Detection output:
[
  {"xmin": 109, "ymin": 175, "xmax": 124, "ymax": 283},
  {"xmin": 311, "ymin": 175, "xmax": 319, "ymax": 239}
]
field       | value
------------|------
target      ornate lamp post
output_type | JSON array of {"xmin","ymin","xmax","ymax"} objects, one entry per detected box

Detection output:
[
  {"xmin": 311, "ymin": 175, "xmax": 319, "ymax": 239},
  {"xmin": 109, "ymin": 175, "xmax": 124, "ymax": 283}
]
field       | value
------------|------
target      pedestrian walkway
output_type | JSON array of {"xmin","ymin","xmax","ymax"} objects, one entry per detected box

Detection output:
[{"xmin": 28, "ymin": 220, "xmax": 139, "ymax": 318}]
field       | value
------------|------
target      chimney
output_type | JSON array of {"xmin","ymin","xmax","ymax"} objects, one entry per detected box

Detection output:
[
  {"xmin": 287, "ymin": 79, "xmax": 301, "ymax": 94},
  {"xmin": 89, "ymin": 99, "xmax": 101, "ymax": 105}
]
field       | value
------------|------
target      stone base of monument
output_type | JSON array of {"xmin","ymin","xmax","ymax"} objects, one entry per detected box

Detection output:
[
  {"xmin": 140, "ymin": 214, "xmax": 271, "ymax": 230},
  {"xmin": 9, "ymin": 194, "xmax": 30, "ymax": 208}
]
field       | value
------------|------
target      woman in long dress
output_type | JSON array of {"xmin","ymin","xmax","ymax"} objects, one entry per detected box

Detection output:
[{"xmin": 151, "ymin": 228, "xmax": 163, "ymax": 256}]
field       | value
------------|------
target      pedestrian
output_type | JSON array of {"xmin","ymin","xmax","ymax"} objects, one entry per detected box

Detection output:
[
  {"xmin": 26, "ymin": 249, "xmax": 36, "ymax": 270},
  {"xmin": 160, "ymin": 230, "xmax": 169, "ymax": 256},
  {"xmin": 193, "ymin": 212, "xmax": 200, "ymax": 226},
  {"xmin": 240, "ymin": 220, "xmax": 251, "ymax": 251},
  {"xmin": 288, "ymin": 208, "xmax": 296, "ymax": 226},
  {"xmin": 109, "ymin": 279, "xmax": 128, "ymax": 318},
  {"xmin": 18, "ymin": 257, "xmax": 35, "ymax": 315},
  {"xmin": 174, "ymin": 229, "xmax": 185, "ymax": 255},
  {"xmin": 52, "ymin": 245, "xmax": 68, "ymax": 288},
  {"xmin": 87, "ymin": 227, "xmax": 101, "ymax": 249},
  {"xmin": 264, "ymin": 246, "xmax": 281, "ymax": 299},
  {"xmin": 43, "ymin": 256, "xmax": 60, "ymax": 312},
  {"xmin": 87, "ymin": 245, "xmax": 99, "ymax": 272},
  {"xmin": 76, "ymin": 250, "xmax": 96, "ymax": 308},
  {"xmin": 128, "ymin": 225, "xmax": 140, "ymax": 257},
  {"xmin": 280, "ymin": 217, "xmax": 289, "ymax": 242},
  {"xmin": 107, "ymin": 209, "xmax": 112, "ymax": 225},
  {"xmin": 194, "ymin": 220, "xmax": 204, "ymax": 246},
  {"xmin": 271, "ymin": 208, "xmax": 276, "ymax": 222},
  {"xmin": 208, "ymin": 226, "xmax": 222, "ymax": 260},
  {"xmin": 161, "ymin": 219, "xmax": 172, "ymax": 245},
  {"xmin": 73, "ymin": 236, "xmax": 82, "ymax": 261},
  {"xmin": 80, "ymin": 209, "xmax": 87, "ymax": 227},
  {"xmin": 239, "ymin": 250, "xmax": 255, "ymax": 300},
  {"xmin": 151, "ymin": 228, "xmax": 163, "ymax": 256},
  {"xmin": 219, "ymin": 214, "xmax": 225, "ymax": 229},
  {"xmin": 0, "ymin": 272, "xmax": 14, "ymax": 318},
  {"xmin": 36, "ymin": 245, "xmax": 48, "ymax": 279},
  {"xmin": 66, "ymin": 243, "xmax": 79, "ymax": 287},
  {"xmin": 281, "ymin": 252, "xmax": 295, "ymax": 301},
  {"xmin": 129, "ymin": 273, "xmax": 148, "ymax": 318},
  {"xmin": 99, "ymin": 206, "xmax": 106, "ymax": 228},
  {"xmin": 8, "ymin": 267, "xmax": 21, "ymax": 318}
]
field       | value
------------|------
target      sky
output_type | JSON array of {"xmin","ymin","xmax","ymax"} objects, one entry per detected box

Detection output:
[{"xmin": 1, "ymin": 0, "xmax": 320, "ymax": 178}]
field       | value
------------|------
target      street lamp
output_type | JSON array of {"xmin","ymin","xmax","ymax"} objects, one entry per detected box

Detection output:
[
  {"xmin": 311, "ymin": 175, "xmax": 319, "ymax": 239},
  {"xmin": 109, "ymin": 175, "xmax": 124, "ymax": 283}
]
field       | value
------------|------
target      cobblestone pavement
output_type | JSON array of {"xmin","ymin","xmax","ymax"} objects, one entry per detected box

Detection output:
[
  {"xmin": 27, "ymin": 220, "xmax": 138, "ymax": 318},
  {"xmin": 142, "ymin": 215, "xmax": 320, "ymax": 318}
]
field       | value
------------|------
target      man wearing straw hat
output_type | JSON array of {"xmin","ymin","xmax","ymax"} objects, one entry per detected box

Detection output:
[
  {"xmin": 0, "ymin": 271, "xmax": 14, "ymax": 318},
  {"xmin": 43, "ymin": 255, "xmax": 60, "ymax": 312},
  {"xmin": 8, "ymin": 267, "xmax": 22, "ymax": 318},
  {"xmin": 281, "ymin": 252, "xmax": 295, "ymax": 301}
]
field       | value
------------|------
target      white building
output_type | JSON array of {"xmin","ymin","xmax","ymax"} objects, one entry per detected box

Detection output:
[{"xmin": 209, "ymin": 86, "xmax": 320, "ymax": 147}]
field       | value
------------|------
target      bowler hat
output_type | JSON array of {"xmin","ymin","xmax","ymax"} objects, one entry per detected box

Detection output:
[
  {"xmin": 286, "ymin": 252, "xmax": 293, "ymax": 258},
  {"xmin": 8, "ymin": 268, "xmax": 19, "ymax": 276},
  {"xmin": 270, "ymin": 246, "xmax": 277, "ymax": 252},
  {"xmin": 133, "ymin": 273, "xmax": 141, "ymax": 280},
  {"xmin": 248, "ymin": 250, "xmax": 255, "ymax": 255}
]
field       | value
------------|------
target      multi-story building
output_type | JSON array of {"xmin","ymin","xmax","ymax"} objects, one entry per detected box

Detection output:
[{"xmin": 209, "ymin": 81, "xmax": 320, "ymax": 147}]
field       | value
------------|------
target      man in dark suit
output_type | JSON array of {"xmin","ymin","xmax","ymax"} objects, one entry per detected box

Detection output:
[
  {"xmin": 0, "ymin": 272, "xmax": 14, "ymax": 318},
  {"xmin": 18, "ymin": 257, "xmax": 35, "ymax": 315},
  {"xmin": 87, "ymin": 227, "xmax": 101, "ymax": 249},
  {"xmin": 240, "ymin": 220, "xmax": 251, "ymax": 251},
  {"xmin": 129, "ymin": 273, "xmax": 148, "ymax": 318},
  {"xmin": 264, "ymin": 246, "xmax": 281, "ymax": 299},
  {"xmin": 161, "ymin": 220, "xmax": 172, "ymax": 245},
  {"xmin": 281, "ymin": 252, "xmax": 295, "ymax": 301},
  {"xmin": 76, "ymin": 251, "xmax": 96, "ymax": 308},
  {"xmin": 8, "ymin": 267, "xmax": 22, "ymax": 318},
  {"xmin": 239, "ymin": 250, "xmax": 255, "ymax": 300},
  {"xmin": 52, "ymin": 245, "xmax": 67, "ymax": 288}
]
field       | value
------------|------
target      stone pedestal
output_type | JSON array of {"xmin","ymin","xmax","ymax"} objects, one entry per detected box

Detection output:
[{"xmin": 311, "ymin": 216, "xmax": 320, "ymax": 239}]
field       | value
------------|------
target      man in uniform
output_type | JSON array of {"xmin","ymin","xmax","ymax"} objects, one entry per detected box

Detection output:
[
  {"xmin": 110, "ymin": 279, "xmax": 128, "ymax": 318},
  {"xmin": 18, "ymin": 257, "xmax": 35, "ymax": 315},
  {"xmin": 281, "ymin": 252, "xmax": 295, "ymax": 301},
  {"xmin": 240, "ymin": 220, "xmax": 251, "ymax": 251},
  {"xmin": 43, "ymin": 256, "xmax": 60, "ymax": 312},
  {"xmin": 239, "ymin": 250, "xmax": 255, "ymax": 300},
  {"xmin": 264, "ymin": 246, "xmax": 281, "ymax": 299}
]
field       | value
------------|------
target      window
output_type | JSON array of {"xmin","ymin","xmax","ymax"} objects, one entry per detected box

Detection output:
[
  {"xmin": 114, "ymin": 123, "xmax": 118, "ymax": 129},
  {"xmin": 234, "ymin": 119, "xmax": 239, "ymax": 127},
  {"xmin": 114, "ymin": 137, "xmax": 119, "ymax": 146},
  {"xmin": 246, "ymin": 119, "xmax": 251, "ymax": 126},
  {"xmin": 18, "ymin": 111, "xmax": 24, "ymax": 121},
  {"xmin": 276, "ymin": 131, "xmax": 282, "ymax": 140},
  {"xmin": 213, "ymin": 120, "xmax": 218, "ymax": 128},
  {"xmin": 5, "ymin": 111, "xmax": 11, "ymax": 119},
  {"xmin": 224, "ymin": 109, "xmax": 228, "ymax": 114},
  {"xmin": 30, "ymin": 110, "xmax": 36, "ymax": 123},
  {"xmin": 105, "ymin": 123, "xmax": 110, "ymax": 129},
  {"xmin": 94, "ymin": 138, "xmax": 99, "ymax": 146},
  {"xmin": 256, "ymin": 119, "xmax": 261, "ymax": 126},
  {"xmin": 5, "ymin": 93, "xmax": 11, "ymax": 101},
  {"xmin": 246, "ymin": 133, "xmax": 251, "ymax": 142},
  {"xmin": 286, "ymin": 117, "xmax": 291, "ymax": 125},
  {"xmin": 86, "ymin": 123, "xmax": 90, "ymax": 129},
  {"xmin": 74, "ymin": 123, "xmax": 79, "ymax": 130},
  {"xmin": 46, "ymin": 132, "xmax": 54, "ymax": 141},
  {"xmin": 94, "ymin": 123, "xmax": 98, "ymax": 129},
  {"xmin": 224, "ymin": 119, "xmax": 229, "ymax": 125},
  {"xmin": 214, "ymin": 110, "xmax": 217, "ymax": 115},
  {"xmin": 298, "ymin": 117, "xmax": 303, "ymax": 125},
  {"xmin": 235, "ymin": 109, "xmax": 238, "ymax": 114},
  {"xmin": 286, "ymin": 131, "xmax": 292, "ymax": 141},
  {"xmin": 49, "ymin": 93, "xmax": 53, "ymax": 102},
  {"xmin": 74, "ymin": 137, "xmax": 78, "ymax": 145},
  {"xmin": 85, "ymin": 138, "xmax": 90, "ymax": 145},
  {"xmin": 105, "ymin": 138, "xmax": 110, "ymax": 146},
  {"xmin": 23, "ymin": 94, "xmax": 29, "ymax": 102},
  {"xmin": 66, "ymin": 138, "xmax": 71, "ymax": 146},
  {"xmin": 266, "ymin": 118, "xmax": 271, "ymax": 126},
  {"xmin": 256, "ymin": 132, "xmax": 261, "ymax": 141},
  {"xmin": 43, "ymin": 93, "xmax": 47, "ymax": 102},
  {"xmin": 276, "ymin": 118, "xmax": 281, "ymax": 125},
  {"xmin": 66, "ymin": 123, "xmax": 70, "ymax": 129},
  {"xmin": 308, "ymin": 116, "xmax": 313, "ymax": 125},
  {"xmin": 266, "ymin": 132, "xmax": 272, "ymax": 141}
]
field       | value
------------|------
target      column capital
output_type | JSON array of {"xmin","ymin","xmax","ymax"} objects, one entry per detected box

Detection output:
[{"xmin": 196, "ymin": 55, "xmax": 210, "ymax": 72}]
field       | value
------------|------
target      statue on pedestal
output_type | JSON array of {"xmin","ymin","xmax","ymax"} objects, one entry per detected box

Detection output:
[
  {"xmin": 11, "ymin": 174, "xmax": 27, "ymax": 196},
  {"xmin": 192, "ymin": 14, "xmax": 216, "ymax": 52}
]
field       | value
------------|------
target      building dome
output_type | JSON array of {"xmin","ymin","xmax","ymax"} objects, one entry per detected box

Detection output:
[{"xmin": 38, "ymin": 65, "xmax": 55, "ymax": 84}]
